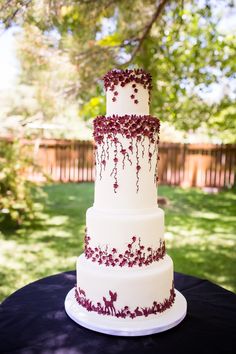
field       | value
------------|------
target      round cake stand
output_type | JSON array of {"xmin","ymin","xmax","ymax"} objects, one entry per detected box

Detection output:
[{"xmin": 65, "ymin": 288, "xmax": 187, "ymax": 337}]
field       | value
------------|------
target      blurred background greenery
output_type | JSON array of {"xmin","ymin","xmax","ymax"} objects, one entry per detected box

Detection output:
[
  {"xmin": 0, "ymin": 0, "xmax": 236, "ymax": 141},
  {"xmin": 0, "ymin": 0, "xmax": 236, "ymax": 302}
]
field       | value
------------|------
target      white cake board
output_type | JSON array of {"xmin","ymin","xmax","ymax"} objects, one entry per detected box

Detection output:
[{"xmin": 65, "ymin": 288, "xmax": 187, "ymax": 337}]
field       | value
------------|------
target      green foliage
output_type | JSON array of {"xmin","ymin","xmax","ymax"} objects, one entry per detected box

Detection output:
[
  {"xmin": 97, "ymin": 33, "xmax": 124, "ymax": 47},
  {"xmin": 79, "ymin": 96, "xmax": 106, "ymax": 120},
  {"xmin": 0, "ymin": 140, "xmax": 39, "ymax": 227},
  {"xmin": 207, "ymin": 104, "xmax": 236, "ymax": 143},
  {"xmin": 0, "ymin": 0, "xmax": 236, "ymax": 140}
]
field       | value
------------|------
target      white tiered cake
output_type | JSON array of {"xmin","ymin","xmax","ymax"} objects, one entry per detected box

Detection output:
[{"xmin": 65, "ymin": 69, "xmax": 187, "ymax": 336}]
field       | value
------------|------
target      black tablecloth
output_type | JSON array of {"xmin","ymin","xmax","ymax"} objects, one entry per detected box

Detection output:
[{"xmin": 0, "ymin": 271, "xmax": 235, "ymax": 354}]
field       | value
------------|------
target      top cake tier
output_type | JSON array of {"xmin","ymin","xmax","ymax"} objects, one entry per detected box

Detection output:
[{"xmin": 104, "ymin": 69, "xmax": 152, "ymax": 116}]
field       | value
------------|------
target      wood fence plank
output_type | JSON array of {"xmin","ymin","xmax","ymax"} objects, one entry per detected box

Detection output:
[{"xmin": 1, "ymin": 137, "xmax": 236, "ymax": 188}]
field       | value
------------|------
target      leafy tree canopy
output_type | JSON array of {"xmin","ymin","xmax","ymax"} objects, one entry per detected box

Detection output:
[{"xmin": 0, "ymin": 0, "xmax": 235, "ymax": 141}]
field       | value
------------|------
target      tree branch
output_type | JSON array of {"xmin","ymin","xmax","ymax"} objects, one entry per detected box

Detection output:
[
  {"xmin": 0, "ymin": 0, "xmax": 32, "ymax": 29},
  {"xmin": 127, "ymin": 0, "xmax": 170, "ymax": 63}
]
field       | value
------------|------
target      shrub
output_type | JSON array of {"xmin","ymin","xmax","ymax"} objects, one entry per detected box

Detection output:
[{"xmin": 0, "ymin": 139, "xmax": 39, "ymax": 227}]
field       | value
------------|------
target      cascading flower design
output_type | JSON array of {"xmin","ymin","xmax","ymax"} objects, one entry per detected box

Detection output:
[{"xmin": 93, "ymin": 114, "xmax": 160, "ymax": 193}]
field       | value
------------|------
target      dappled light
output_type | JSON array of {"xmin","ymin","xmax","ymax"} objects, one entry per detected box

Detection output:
[
  {"xmin": 0, "ymin": 183, "xmax": 94, "ymax": 301},
  {"xmin": 0, "ymin": 183, "xmax": 235, "ymax": 301},
  {"xmin": 159, "ymin": 186, "xmax": 236, "ymax": 293}
]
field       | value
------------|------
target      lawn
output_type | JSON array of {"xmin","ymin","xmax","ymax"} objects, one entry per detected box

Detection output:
[{"xmin": 0, "ymin": 183, "xmax": 235, "ymax": 302}]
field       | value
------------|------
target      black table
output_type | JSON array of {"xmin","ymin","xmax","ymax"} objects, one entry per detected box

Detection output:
[{"xmin": 0, "ymin": 271, "xmax": 235, "ymax": 354}]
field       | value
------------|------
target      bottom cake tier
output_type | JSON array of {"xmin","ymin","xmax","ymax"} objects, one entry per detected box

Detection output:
[{"xmin": 76, "ymin": 254, "xmax": 175, "ymax": 321}]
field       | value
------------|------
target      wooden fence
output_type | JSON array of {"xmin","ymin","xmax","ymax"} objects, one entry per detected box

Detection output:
[
  {"xmin": 2, "ymin": 138, "xmax": 236, "ymax": 188},
  {"xmin": 158, "ymin": 143, "xmax": 236, "ymax": 188}
]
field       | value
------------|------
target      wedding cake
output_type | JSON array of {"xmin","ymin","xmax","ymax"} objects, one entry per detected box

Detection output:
[{"xmin": 65, "ymin": 69, "xmax": 187, "ymax": 336}]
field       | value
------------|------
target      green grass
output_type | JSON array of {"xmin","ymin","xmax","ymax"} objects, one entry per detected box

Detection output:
[{"xmin": 0, "ymin": 183, "xmax": 235, "ymax": 302}]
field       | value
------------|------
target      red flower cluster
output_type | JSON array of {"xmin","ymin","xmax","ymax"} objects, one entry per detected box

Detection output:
[
  {"xmin": 84, "ymin": 233, "xmax": 166, "ymax": 267},
  {"xmin": 94, "ymin": 115, "xmax": 159, "ymax": 142},
  {"xmin": 103, "ymin": 69, "xmax": 152, "ymax": 104},
  {"xmin": 75, "ymin": 282, "xmax": 175, "ymax": 319},
  {"xmin": 93, "ymin": 114, "xmax": 160, "ymax": 192}
]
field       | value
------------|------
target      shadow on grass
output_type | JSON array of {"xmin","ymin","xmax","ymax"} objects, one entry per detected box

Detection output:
[
  {"xmin": 0, "ymin": 183, "xmax": 235, "ymax": 302},
  {"xmin": 0, "ymin": 183, "xmax": 94, "ymax": 301},
  {"xmin": 159, "ymin": 186, "xmax": 236, "ymax": 292}
]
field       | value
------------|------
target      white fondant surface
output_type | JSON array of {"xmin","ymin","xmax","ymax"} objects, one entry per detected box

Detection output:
[
  {"xmin": 76, "ymin": 254, "xmax": 173, "ymax": 309},
  {"xmin": 86, "ymin": 206, "xmax": 164, "ymax": 251},
  {"xmin": 94, "ymin": 135, "xmax": 158, "ymax": 210},
  {"xmin": 65, "ymin": 288, "xmax": 187, "ymax": 336},
  {"xmin": 106, "ymin": 83, "xmax": 149, "ymax": 116}
]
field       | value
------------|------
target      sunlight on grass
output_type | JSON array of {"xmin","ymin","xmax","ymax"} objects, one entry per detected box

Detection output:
[
  {"xmin": 0, "ymin": 183, "xmax": 235, "ymax": 301},
  {"xmin": 192, "ymin": 211, "xmax": 219, "ymax": 219},
  {"xmin": 159, "ymin": 186, "xmax": 236, "ymax": 293}
]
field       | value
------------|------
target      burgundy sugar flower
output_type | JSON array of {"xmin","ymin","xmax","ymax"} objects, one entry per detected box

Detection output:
[
  {"xmin": 130, "ymin": 94, "xmax": 135, "ymax": 99},
  {"xmin": 93, "ymin": 114, "xmax": 160, "ymax": 193},
  {"xmin": 134, "ymin": 99, "xmax": 139, "ymax": 104},
  {"xmin": 85, "ymin": 232, "xmax": 165, "ymax": 269},
  {"xmin": 103, "ymin": 69, "xmax": 152, "ymax": 104},
  {"xmin": 112, "ymin": 97, "xmax": 116, "ymax": 102},
  {"xmin": 75, "ymin": 282, "xmax": 174, "ymax": 319}
]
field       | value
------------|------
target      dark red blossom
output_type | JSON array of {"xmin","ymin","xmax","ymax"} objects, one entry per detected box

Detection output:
[
  {"xmin": 103, "ymin": 69, "xmax": 152, "ymax": 104},
  {"xmin": 93, "ymin": 114, "xmax": 160, "ymax": 193},
  {"xmin": 75, "ymin": 282, "xmax": 175, "ymax": 319},
  {"xmin": 84, "ymin": 231, "xmax": 166, "ymax": 268}
]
